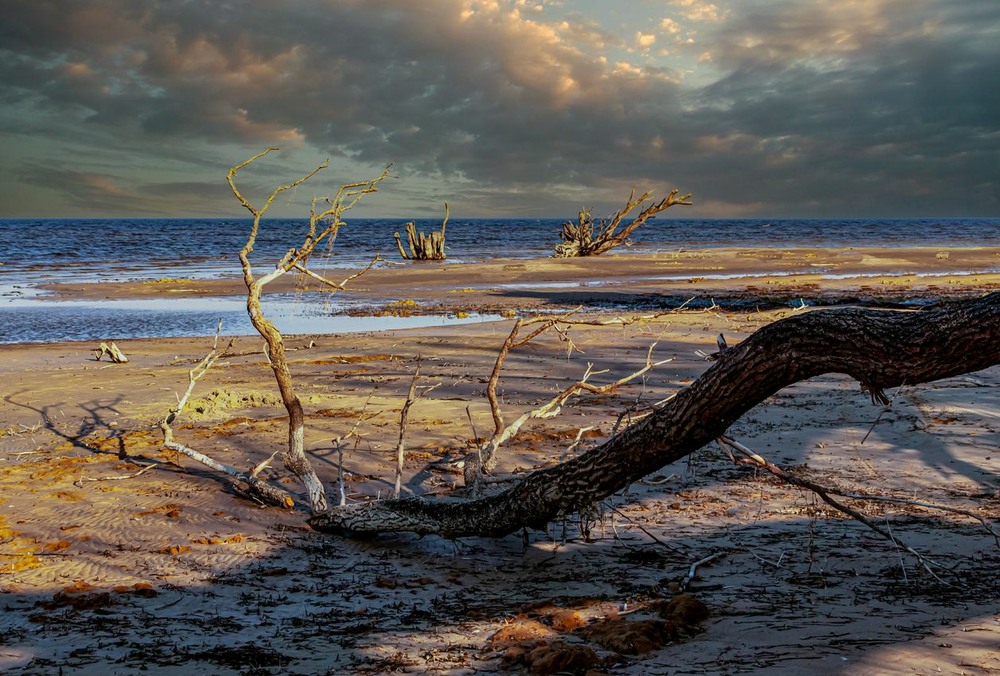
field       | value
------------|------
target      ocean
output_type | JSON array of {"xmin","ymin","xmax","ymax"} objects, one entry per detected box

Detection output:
[{"xmin": 2, "ymin": 217, "xmax": 998, "ymax": 344}]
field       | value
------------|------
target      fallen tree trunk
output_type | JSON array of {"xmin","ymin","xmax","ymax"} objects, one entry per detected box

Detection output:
[{"xmin": 309, "ymin": 293, "xmax": 1000, "ymax": 537}]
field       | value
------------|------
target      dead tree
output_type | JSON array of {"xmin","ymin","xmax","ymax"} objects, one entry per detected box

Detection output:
[
  {"xmin": 227, "ymin": 148, "xmax": 390, "ymax": 515},
  {"xmin": 395, "ymin": 202, "xmax": 449, "ymax": 260},
  {"xmin": 554, "ymin": 188, "xmax": 692, "ymax": 257},
  {"xmin": 309, "ymin": 292, "xmax": 1000, "ymax": 537},
  {"xmin": 95, "ymin": 342, "xmax": 129, "ymax": 363}
]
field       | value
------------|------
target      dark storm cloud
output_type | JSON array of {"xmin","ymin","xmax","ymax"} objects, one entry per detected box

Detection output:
[
  {"xmin": 1, "ymin": 0, "xmax": 997, "ymax": 216},
  {"xmin": 682, "ymin": 0, "xmax": 1000, "ymax": 213}
]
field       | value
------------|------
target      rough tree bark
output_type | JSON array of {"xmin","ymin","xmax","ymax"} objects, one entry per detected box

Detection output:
[
  {"xmin": 309, "ymin": 292, "xmax": 1000, "ymax": 537},
  {"xmin": 554, "ymin": 187, "xmax": 692, "ymax": 258},
  {"xmin": 227, "ymin": 148, "xmax": 390, "ymax": 515}
]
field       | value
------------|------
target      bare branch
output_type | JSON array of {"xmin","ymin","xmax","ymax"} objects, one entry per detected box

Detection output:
[
  {"xmin": 717, "ymin": 435, "xmax": 948, "ymax": 581},
  {"xmin": 464, "ymin": 339, "xmax": 672, "ymax": 488},
  {"xmin": 333, "ymin": 389, "xmax": 382, "ymax": 507},
  {"xmin": 394, "ymin": 360, "xmax": 422, "ymax": 499},
  {"xmin": 555, "ymin": 186, "xmax": 693, "ymax": 257},
  {"xmin": 74, "ymin": 462, "xmax": 159, "ymax": 486},
  {"xmin": 157, "ymin": 326, "xmax": 294, "ymax": 509},
  {"xmin": 225, "ymin": 151, "xmax": 391, "ymax": 514}
]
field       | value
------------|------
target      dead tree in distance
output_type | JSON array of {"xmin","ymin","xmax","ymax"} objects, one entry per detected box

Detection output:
[
  {"xmin": 395, "ymin": 201, "xmax": 449, "ymax": 260},
  {"xmin": 228, "ymin": 148, "xmax": 390, "ymax": 514},
  {"xmin": 310, "ymin": 292, "xmax": 1000, "ymax": 537},
  {"xmin": 554, "ymin": 187, "xmax": 692, "ymax": 257}
]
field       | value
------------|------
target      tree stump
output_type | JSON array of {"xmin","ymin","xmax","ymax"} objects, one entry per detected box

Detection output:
[{"xmin": 395, "ymin": 202, "xmax": 448, "ymax": 260}]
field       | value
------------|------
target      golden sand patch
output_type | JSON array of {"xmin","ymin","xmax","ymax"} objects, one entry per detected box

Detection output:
[
  {"xmin": 186, "ymin": 389, "xmax": 282, "ymax": 419},
  {"xmin": 0, "ymin": 514, "xmax": 41, "ymax": 572}
]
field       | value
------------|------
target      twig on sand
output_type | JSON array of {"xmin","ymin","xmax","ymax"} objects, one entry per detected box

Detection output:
[
  {"xmin": 717, "ymin": 434, "xmax": 951, "ymax": 583},
  {"xmin": 603, "ymin": 502, "xmax": 689, "ymax": 556},
  {"xmin": 74, "ymin": 461, "xmax": 159, "ymax": 487},
  {"xmin": 682, "ymin": 552, "xmax": 725, "ymax": 591}
]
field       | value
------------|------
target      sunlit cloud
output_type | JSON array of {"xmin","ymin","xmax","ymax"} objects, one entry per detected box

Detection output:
[{"xmin": 0, "ymin": 0, "xmax": 997, "ymax": 217}]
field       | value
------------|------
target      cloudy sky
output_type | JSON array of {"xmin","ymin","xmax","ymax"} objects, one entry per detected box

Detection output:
[{"xmin": 1, "ymin": 0, "xmax": 998, "ymax": 219}]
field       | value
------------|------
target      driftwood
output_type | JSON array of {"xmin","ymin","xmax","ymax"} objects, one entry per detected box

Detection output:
[
  {"xmin": 554, "ymin": 187, "xmax": 692, "ymax": 257},
  {"xmin": 95, "ymin": 342, "xmax": 129, "ymax": 364},
  {"xmin": 463, "ymin": 310, "xmax": 681, "ymax": 488},
  {"xmin": 310, "ymin": 292, "xmax": 1000, "ymax": 537},
  {"xmin": 228, "ymin": 148, "xmax": 389, "ymax": 514},
  {"xmin": 395, "ymin": 202, "xmax": 449, "ymax": 260},
  {"xmin": 158, "ymin": 327, "xmax": 294, "ymax": 508}
]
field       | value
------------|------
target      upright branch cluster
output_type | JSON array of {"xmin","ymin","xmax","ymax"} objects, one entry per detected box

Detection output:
[
  {"xmin": 462, "ymin": 310, "xmax": 675, "ymax": 491},
  {"xmin": 227, "ymin": 148, "xmax": 390, "ymax": 514},
  {"xmin": 394, "ymin": 201, "xmax": 449, "ymax": 260},
  {"xmin": 554, "ymin": 187, "xmax": 692, "ymax": 258}
]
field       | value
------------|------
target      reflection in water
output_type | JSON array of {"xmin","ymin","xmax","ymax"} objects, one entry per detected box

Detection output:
[{"xmin": 0, "ymin": 294, "xmax": 504, "ymax": 344}]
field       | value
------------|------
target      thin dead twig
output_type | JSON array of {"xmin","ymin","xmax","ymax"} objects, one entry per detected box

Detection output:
[
  {"xmin": 717, "ymin": 434, "xmax": 950, "ymax": 583},
  {"xmin": 603, "ymin": 502, "xmax": 689, "ymax": 556},
  {"xmin": 74, "ymin": 462, "xmax": 159, "ymax": 487},
  {"xmin": 334, "ymin": 388, "xmax": 384, "ymax": 506},
  {"xmin": 833, "ymin": 490, "xmax": 1000, "ymax": 548},
  {"xmin": 862, "ymin": 383, "xmax": 906, "ymax": 444},
  {"xmin": 393, "ymin": 360, "xmax": 443, "ymax": 499}
]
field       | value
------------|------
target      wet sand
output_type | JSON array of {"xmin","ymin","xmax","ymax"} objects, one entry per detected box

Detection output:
[
  {"xmin": 1, "ymin": 247, "xmax": 998, "ymax": 674},
  {"xmin": 33, "ymin": 245, "xmax": 1000, "ymax": 308}
]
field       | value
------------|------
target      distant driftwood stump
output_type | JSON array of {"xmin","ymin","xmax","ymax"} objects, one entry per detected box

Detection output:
[
  {"xmin": 95, "ymin": 342, "xmax": 129, "ymax": 363},
  {"xmin": 554, "ymin": 187, "xmax": 692, "ymax": 257},
  {"xmin": 395, "ymin": 202, "xmax": 448, "ymax": 260}
]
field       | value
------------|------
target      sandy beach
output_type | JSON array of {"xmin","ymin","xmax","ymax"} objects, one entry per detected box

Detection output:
[{"xmin": 2, "ymin": 247, "xmax": 999, "ymax": 674}]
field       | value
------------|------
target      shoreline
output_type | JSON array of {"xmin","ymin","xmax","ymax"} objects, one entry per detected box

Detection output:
[
  {"xmin": 21, "ymin": 245, "xmax": 1000, "ymax": 299},
  {"xmin": 1, "ymin": 245, "xmax": 997, "ymax": 345},
  {"xmin": 6, "ymin": 244, "xmax": 996, "ymax": 293},
  {"xmin": 1, "ymin": 246, "xmax": 998, "ymax": 672}
]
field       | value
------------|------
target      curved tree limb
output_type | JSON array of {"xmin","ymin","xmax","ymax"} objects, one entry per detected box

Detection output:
[
  {"xmin": 309, "ymin": 293, "xmax": 1000, "ymax": 537},
  {"xmin": 228, "ymin": 149, "xmax": 391, "ymax": 515}
]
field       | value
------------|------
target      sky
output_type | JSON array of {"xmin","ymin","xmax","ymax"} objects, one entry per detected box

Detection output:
[{"xmin": 1, "ymin": 0, "xmax": 998, "ymax": 219}]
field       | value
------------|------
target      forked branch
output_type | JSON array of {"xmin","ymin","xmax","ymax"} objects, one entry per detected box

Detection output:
[
  {"xmin": 464, "ymin": 310, "xmax": 676, "ymax": 487},
  {"xmin": 158, "ymin": 326, "xmax": 293, "ymax": 508},
  {"xmin": 226, "ymin": 149, "xmax": 391, "ymax": 514}
]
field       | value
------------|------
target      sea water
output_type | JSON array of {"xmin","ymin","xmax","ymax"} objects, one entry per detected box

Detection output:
[{"xmin": 1, "ymin": 217, "xmax": 998, "ymax": 343}]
